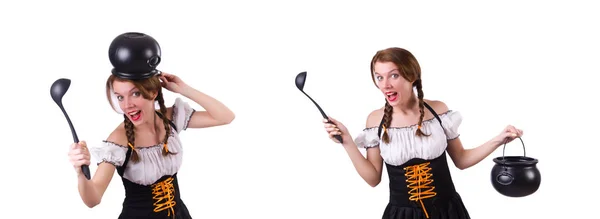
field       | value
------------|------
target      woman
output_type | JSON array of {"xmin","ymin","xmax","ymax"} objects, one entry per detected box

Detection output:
[
  {"xmin": 323, "ymin": 47, "xmax": 523, "ymax": 219},
  {"xmin": 67, "ymin": 72, "xmax": 235, "ymax": 218}
]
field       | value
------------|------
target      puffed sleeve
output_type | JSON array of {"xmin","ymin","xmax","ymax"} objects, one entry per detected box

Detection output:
[
  {"xmin": 89, "ymin": 141, "xmax": 128, "ymax": 166},
  {"xmin": 440, "ymin": 110, "xmax": 462, "ymax": 140},
  {"xmin": 171, "ymin": 97, "xmax": 196, "ymax": 133},
  {"xmin": 354, "ymin": 127, "xmax": 380, "ymax": 149}
]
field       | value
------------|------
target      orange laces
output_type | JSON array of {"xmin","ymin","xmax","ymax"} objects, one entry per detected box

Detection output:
[
  {"xmin": 151, "ymin": 177, "xmax": 176, "ymax": 218},
  {"xmin": 127, "ymin": 142, "xmax": 135, "ymax": 150},
  {"xmin": 163, "ymin": 143, "xmax": 169, "ymax": 153},
  {"xmin": 404, "ymin": 162, "xmax": 437, "ymax": 218}
]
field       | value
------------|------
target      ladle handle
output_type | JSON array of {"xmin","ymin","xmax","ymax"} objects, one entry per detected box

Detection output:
[
  {"xmin": 501, "ymin": 136, "xmax": 526, "ymax": 163},
  {"xmin": 60, "ymin": 104, "xmax": 91, "ymax": 180}
]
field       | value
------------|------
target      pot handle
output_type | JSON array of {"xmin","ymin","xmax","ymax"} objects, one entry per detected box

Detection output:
[{"xmin": 501, "ymin": 136, "xmax": 525, "ymax": 164}]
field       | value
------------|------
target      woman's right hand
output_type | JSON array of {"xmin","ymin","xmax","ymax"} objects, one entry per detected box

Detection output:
[
  {"xmin": 323, "ymin": 117, "xmax": 351, "ymax": 144},
  {"xmin": 68, "ymin": 141, "xmax": 90, "ymax": 175}
]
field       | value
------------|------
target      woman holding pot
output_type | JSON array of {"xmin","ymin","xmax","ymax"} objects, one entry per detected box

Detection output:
[
  {"xmin": 66, "ymin": 32, "xmax": 235, "ymax": 218},
  {"xmin": 323, "ymin": 47, "xmax": 523, "ymax": 219}
]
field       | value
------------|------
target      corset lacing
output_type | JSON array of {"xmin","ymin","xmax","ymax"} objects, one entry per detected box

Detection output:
[
  {"xmin": 151, "ymin": 177, "xmax": 176, "ymax": 218},
  {"xmin": 404, "ymin": 162, "xmax": 437, "ymax": 218}
]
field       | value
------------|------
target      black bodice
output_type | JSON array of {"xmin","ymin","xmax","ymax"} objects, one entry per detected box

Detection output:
[{"xmin": 386, "ymin": 152, "xmax": 458, "ymax": 218}]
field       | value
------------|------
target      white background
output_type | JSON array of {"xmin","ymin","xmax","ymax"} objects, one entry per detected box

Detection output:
[{"xmin": 1, "ymin": 0, "xmax": 599, "ymax": 218}]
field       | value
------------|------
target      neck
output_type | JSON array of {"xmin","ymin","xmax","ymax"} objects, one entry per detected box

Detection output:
[
  {"xmin": 392, "ymin": 93, "xmax": 419, "ymax": 115},
  {"xmin": 134, "ymin": 111, "xmax": 160, "ymax": 135}
]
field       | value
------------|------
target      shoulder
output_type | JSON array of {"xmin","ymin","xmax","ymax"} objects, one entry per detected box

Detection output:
[
  {"xmin": 106, "ymin": 122, "xmax": 128, "ymax": 146},
  {"xmin": 365, "ymin": 107, "xmax": 384, "ymax": 128},
  {"xmin": 424, "ymin": 99, "xmax": 449, "ymax": 115},
  {"xmin": 162, "ymin": 99, "xmax": 178, "ymax": 121}
]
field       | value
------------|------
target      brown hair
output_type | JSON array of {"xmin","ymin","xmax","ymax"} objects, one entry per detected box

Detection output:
[
  {"xmin": 105, "ymin": 74, "xmax": 174, "ymax": 163},
  {"xmin": 370, "ymin": 47, "xmax": 429, "ymax": 143}
]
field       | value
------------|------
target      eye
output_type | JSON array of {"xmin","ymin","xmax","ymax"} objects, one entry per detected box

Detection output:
[
  {"xmin": 116, "ymin": 95, "xmax": 123, "ymax": 101},
  {"xmin": 391, "ymin": 74, "xmax": 399, "ymax": 78},
  {"xmin": 132, "ymin": 91, "xmax": 141, "ymax": 97},
  {"xmin": 376, "ymin": 76, "xmax": 383, "ymax": 81}
]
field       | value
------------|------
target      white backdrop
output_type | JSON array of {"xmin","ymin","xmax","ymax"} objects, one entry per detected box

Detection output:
[{"xmin": 1, "ymin": 0, "xmax": 599, "ymax": 218}]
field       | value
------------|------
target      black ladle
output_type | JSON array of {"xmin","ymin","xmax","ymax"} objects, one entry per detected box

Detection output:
[
  {"xmin": 50, "ymin": 78, "xmax": 91, "ymax": 180},
  {"xmin": 295, "ymin": 71, "xmax": 343, "ymax": 143}
]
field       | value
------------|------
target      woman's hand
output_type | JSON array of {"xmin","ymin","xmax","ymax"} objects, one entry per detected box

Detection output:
[
  {"xmin": 493, "ymin": 125, "xmax": 524, "ymax": 146},
  {"xmin": 159, "ymin": 72, "xmax": 188, "ymax": 94},
  {"xmin": 323, "ymin": 117, "xmax": 352, "ymax": 144},
  {"xmin": 68, "ymin": 141, "xmax": 90, "ymax": 176}
]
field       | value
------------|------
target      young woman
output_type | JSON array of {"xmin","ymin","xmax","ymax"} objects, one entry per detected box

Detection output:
[
  {"xmin": 323, "ymin": 47, "xmax": 523, "ymax": 219},
  {"xmin": 67, "ymin": 72, "xmax": 235, "ymax": 218}
]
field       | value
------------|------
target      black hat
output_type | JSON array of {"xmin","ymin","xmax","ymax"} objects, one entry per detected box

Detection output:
[{"xmin": 108, "ymin": 32, "xmax": 162, "ymax": 80}]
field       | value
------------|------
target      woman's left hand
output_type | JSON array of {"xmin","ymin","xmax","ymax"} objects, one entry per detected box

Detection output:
[
  {"xmin": 159, "ymin": 72, "xmax": 188, "ymax": 93},
  {"xmin": 493, "ymin": 125, "xmax": 524, "ymax": 146}
]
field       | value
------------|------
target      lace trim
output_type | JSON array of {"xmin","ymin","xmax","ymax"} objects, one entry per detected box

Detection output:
[
  {"xmin": 96, "ymin": 159, "xmax": 119, "ymax": 166},
  {"xmin": 183, "ymin": 109, "xmax": 195, "ymax": 130},
  {"xmin": 362, "ymin": 110, "xmax": 454, "ymax": 131}
]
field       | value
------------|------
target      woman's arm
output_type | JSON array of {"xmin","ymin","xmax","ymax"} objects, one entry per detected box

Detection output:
[
  {"xmin": 343, "ymin": 143, "xmax": 384, "ymax": 187},
  {"xmin": 76, "ymin": 126, "xmax": 131, "ymax": 207},
  {"xmin": 446, "ymin": 138, "xmax": 502, "ymax": 170},
  {"xmin": 328, "ymin": 109, "xmax": 385, "ymax": 187},
  {"xmin": 447, "ymin": 128, "xmax": 523, "ymax": 170},
  {"xmin": 179, "ymin": 84, "xmax": 235, "ymax": 128},
  {"xmin": 428, "ymin": 100, "xmax": 524, "ymax": 170},
  {"xmin": 77, "ymin": 162, "xmax": 116, "ymax": 208}
]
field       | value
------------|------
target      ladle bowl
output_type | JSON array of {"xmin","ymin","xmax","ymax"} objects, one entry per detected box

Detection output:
[{"xmin": 295, "ymin": 71, "xmax": 343, "ymax": 143}]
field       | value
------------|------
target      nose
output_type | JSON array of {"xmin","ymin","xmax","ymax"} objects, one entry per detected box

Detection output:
[
  {"xmin": 382, "ymin": 78, "xmax": 392, "ymax": 88},
  {"xmin": 123, "ymin": 97, "xmax": 135, "ymax": 108}
]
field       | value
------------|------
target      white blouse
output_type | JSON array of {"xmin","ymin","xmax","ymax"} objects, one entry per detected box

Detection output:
[
  {"xmin": 90, "ymin": 98, "xmax": 195, "ymax": 186},
  {"xmin": 354, "ymin": 110, "xmax": 462, "ymax": 166}
]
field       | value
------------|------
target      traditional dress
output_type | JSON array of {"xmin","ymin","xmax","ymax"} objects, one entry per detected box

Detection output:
[
  {"xmin": 91, "ymin": 98, "xmax": 195, "ymax": 219},
  {"xmin": 354, "ymin": 103, "xmax": 471, "ymax": 219}
]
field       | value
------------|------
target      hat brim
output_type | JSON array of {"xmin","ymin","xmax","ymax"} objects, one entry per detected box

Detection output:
[{"xmin": 111, "ymin": 69, "xmax": 161, "ymax": 80}]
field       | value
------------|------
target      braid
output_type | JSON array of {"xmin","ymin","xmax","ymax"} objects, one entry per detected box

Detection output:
[
  {"xmin": 415, "ymin": 79, "xmax": 430, "ymax": 137},
  {"xmin": 124, "ymin": 114, "xmax": 140, "ymax": 163},
  {"xmin": 381, "ymin": 101, "xmax": 393, "ymax": 143},
  {"xmin": 156, "ymin": 90, "xmax": 173, "ymax": 156}
]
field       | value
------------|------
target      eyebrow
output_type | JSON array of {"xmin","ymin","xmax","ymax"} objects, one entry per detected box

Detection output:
[
  {"xmin": 114, "ymin": 87, "xmax": 137, "ymax": 95},
  {"xmin": 374, "ymin": 69, "xmax": 399, "ymax": 75}
]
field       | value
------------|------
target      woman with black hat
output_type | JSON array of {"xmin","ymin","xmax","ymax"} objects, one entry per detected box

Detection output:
[
  {"xmin": 322, "ymin": 47, "xmax": 523, "ymax": 219},
  {"xmin": 66, "ymin": 32, "xmax": 235, "ymax": 218}
]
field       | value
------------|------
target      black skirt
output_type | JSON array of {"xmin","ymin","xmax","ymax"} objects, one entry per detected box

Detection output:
[{"xmin": 382, "ymin": 152, "xmax": 470, "ymax": 219}]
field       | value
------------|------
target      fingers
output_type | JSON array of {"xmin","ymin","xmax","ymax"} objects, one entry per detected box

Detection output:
[
  {"xmin": 327, "ymin": 128, "xmax": 342, "ymax": 136},
  {"xmin": 323, "ymin": 120, "xmax": 339, "ymax": 130},
  {"xmin": 69, "ymin": 152, "xmax": 91, "ymax": 167},
  {"xmin": 159, "ymin": 75, "xmax": 169, "ymax": 84},
  {"xmin": 505, "ymin": 125, "xmax": 524, "ymax": 137},
  {"xmin": 69, "ymin": 141, "xmax": 91, "ymax": 169},
  {"xmin": 72, "ymin": 158, "xmax": 91, "ymax": 167},
  {"xmin": 323, "ymin": 118, "xmax": 343, "ymax": 137}
]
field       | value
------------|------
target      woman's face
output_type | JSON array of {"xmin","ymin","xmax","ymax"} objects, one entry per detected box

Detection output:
[
  {"xmin": 112, "ymin": 80, "xmax": 156, "ymax": 126},
  {"xmin": 372, "ymin": 61, "xmax": 414, "ymax": 107}
]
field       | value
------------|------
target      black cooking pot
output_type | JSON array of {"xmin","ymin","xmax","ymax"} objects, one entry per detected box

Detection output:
[
  {"xmin": 108, "ymin": 32, "xmax": 162, "ymax": 80},
  {"xmin": 491, "ymin": 136, "xmax": 541, "ymax": 197}
]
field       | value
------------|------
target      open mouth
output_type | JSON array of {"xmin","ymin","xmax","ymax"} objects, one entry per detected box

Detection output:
[
  {"xmin": 386, "ymin": 92, "xmax": 398, "ymax": 102},
  {"xmin": 128, "ymin": 110, "xmax": 142, "ymax": 121}
]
